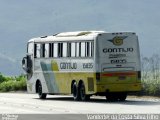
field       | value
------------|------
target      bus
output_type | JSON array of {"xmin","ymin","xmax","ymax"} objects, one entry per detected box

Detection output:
[{"xmin": 22, "ymin": 31, "xmax": 141, "ymax": 101}]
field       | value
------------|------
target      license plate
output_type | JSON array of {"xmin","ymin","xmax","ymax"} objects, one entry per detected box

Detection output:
[{"xmin": 119, "ymin": 76, "xmax": 126, "ymax": 80}]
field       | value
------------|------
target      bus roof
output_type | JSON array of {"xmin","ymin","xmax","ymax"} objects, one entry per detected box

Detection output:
[
  {"xmin": 28, "ymin": 31, "xmax": 105, "ymax": 43},
  {"xmin": 28, "ymin": 31, "xmax": 136, "ymax": 43}
]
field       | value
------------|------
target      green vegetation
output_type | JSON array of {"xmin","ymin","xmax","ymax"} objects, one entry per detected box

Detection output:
[
  {"xmin": 140, "ymin": 54, "xmax": 160, "ymax": 96},
  {"xmin": 140, "ymin": 79, "xmax": 160, "ymax": 96},
  {"xmin": 0, "ymin": 73, "xmax": 26, "ymax": 92}
]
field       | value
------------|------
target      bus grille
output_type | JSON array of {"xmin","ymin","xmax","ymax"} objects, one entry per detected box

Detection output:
[{"xmin": 88, "ymin": 77, "xmax": 94, "ymax": 91}]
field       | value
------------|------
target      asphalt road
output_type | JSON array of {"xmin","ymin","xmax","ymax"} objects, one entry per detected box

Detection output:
[
  {"xmin": 0, "ymin": 93, "xmax": 160, "ymax": 120},
  {"xmin": 0, "ymin": 93, "xmax": 160, "ymax": 114}
]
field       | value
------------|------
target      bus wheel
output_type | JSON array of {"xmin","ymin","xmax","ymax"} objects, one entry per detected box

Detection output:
[
  {"xmin": 106, "ymin": 93, "xmax": 118, "ymax": 102},
  {"xmin": 72, "ymin": 82, "xmax": 80, "ymax": 101},
  {"xmin": 38, "ymin": 82, "xmax": 47, "ymax": 99},
  {"xmin": 79, "ymin": 82, "xmax": 90, "ymax": 101},
  {"xmin": 118, "ymin": 92, "xmax": 127, "ymax": 101}
]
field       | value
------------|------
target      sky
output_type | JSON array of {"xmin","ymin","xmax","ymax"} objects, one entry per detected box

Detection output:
[{"xmin": 0, "ymin": 0, "xmax": 160, "ymax": 75}]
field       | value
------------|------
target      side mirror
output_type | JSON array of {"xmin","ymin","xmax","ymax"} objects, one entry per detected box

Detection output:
[
  {"xmin": 22, "ymin": 54, "xmax": 33, "ymax": 74},
  {"xmin": 22, "ymin": 57, "xmax": 26, "ymax": 65},
  {"xmin": 22, "ymin": 57, "xmax": 27, "ymax": 72}
]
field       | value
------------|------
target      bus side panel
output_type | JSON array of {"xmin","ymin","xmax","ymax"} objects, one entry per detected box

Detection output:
[
  {"xmin": 40, "ymin": 60, "xmax": 60, "ymax": 93},
  {"xmin": 33, "ymin": 58, "xmax": 96, "ymax": 95},
  {"xmin": 70, "ymin": 59, "xmax": 96, "ymax": 95},
  {"xmin": 50, "ymin": 58, "xmax": 96, "ymax": 95}
]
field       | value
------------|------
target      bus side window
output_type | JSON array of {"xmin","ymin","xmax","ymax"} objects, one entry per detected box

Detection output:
[
  {"xmin": 54, "ymin": 43, "xmax": 58, "ymax": 57},
  {"xmin": 34, "ymin": 44, "xmax": 41, "ymax": 58},
  {"xmin": 85, "ymin": 42, "xmax": 90, "ymax": 57},
  {"xmin": 28, "ymin": 42, "xmax": 33, "ymax": 54},
  {"xmin": 45, "ymin": 43, "xmax": 49, "ymax": 58},
  {"xmin": 58, "ymin": 43, "xmax": 63, "ymax": 57},
  {"xmin": 49, "ymin": 43, "xmax": 54, "ymax": 57},
  {"xmin": 63, "ymin": 43, "xmax": 67, "ymax": 57},
  {"xmin": 41, "ymin": 43, "xmax": 45, "ymax": 58},
  {"xmin": 71, "ymin": 43, "xmax": 76, "ymax": 57},
  {"xmin": 34, "ymin": 44, "xmax": 37, "ymax": 58},
  {"xmin": 79, "ymin": 42, "xmax": 81, "ymax": 57},
  {"xmin": 67, "ymin": 43, "xmax": 71, "ymax": 57},
  {"xmin": 76, "ymin": 42, "xmax": 80, "ymax": 57},
  {"xmin": 91, "ymin": 42, "xmax": 94, "ymax": 57},
  {"xmin": 81, "ymin": 42, "xmax": 85, "ymax": 57},
  {"xmin": 86, "ymin": 41, "xmax": 94, "ymax": 57}
]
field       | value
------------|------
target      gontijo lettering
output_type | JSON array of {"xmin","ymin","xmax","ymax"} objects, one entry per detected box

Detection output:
[
  {"xmin": 60, "ymin": 62, "xmax": 77, "ymax": 69},
  {"xmin": 103, "ymin": 48, "xmax": 134, "ymax": 53}
]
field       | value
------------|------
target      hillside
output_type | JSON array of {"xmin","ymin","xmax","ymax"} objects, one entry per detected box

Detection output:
[
  {"xmin": 0, "ymin": 56, "xmax": 21, "ymax": 75},
  {"xmin": 0, "ymin": 0, "xmax": 160, "ymax": 75}
]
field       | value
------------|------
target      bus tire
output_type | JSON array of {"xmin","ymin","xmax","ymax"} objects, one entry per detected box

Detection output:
[
  {"xmin": 106, "ymin": 93, "xmax": 118, "ymax": 102},
  {"xmin": 79, "ymin": 82, "xmax": 90, "ymax": 101},
  {"xmin": 38, "ymin": 81, "xmax": 47, "ymax": 99},
  {"xmin": 72, "ymin": 82, "xmax": 80, "ymax": 101},
  {"xmin": 118, "ymin": 92, "xmax": 127, "ymax": 101}
]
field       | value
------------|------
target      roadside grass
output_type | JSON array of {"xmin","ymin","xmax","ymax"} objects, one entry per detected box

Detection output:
[
  {"xmin": 0, "ymin": 74, "xmax": 27, "ymax": 92},
  {"xmin": 140, "ymin": 79, "xmax": 160, "ymax": 96}
]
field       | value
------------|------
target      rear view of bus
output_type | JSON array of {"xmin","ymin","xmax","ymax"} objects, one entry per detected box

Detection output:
[{"xmin": 96, "ymin": 32, "xmax": 141, "ymax": 101}]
